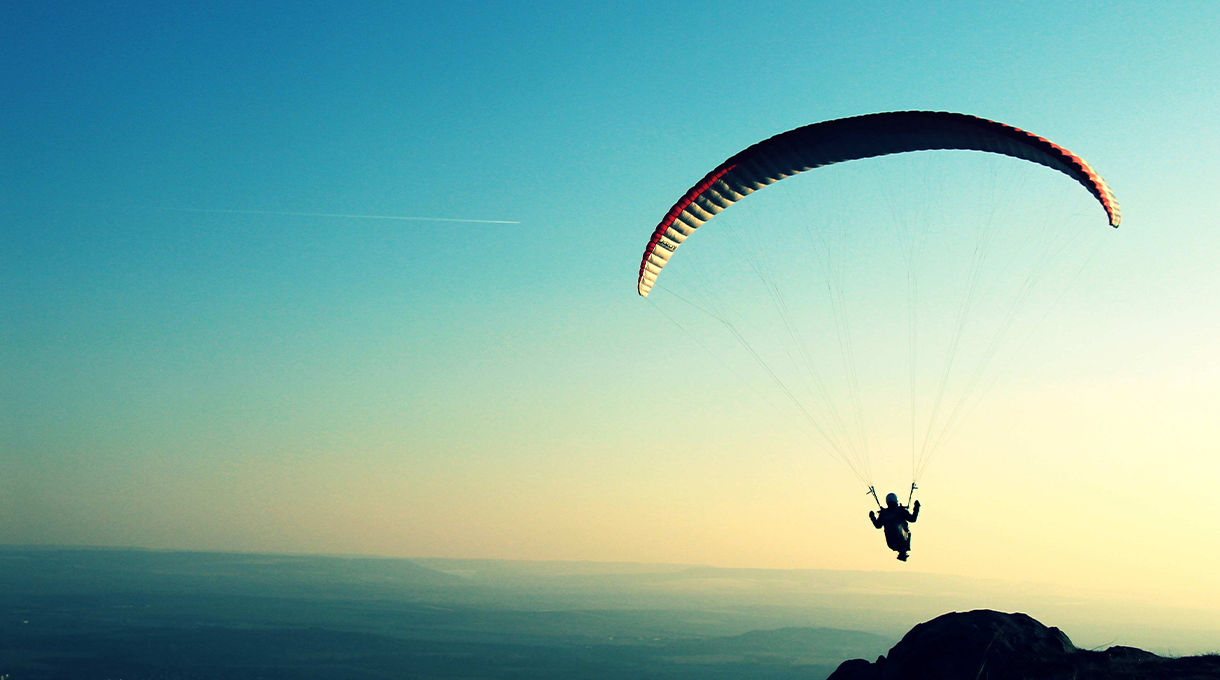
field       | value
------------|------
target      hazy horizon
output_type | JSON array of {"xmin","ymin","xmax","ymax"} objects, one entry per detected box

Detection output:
[{"xmin": 6, "ymin": 544, "xmax": 1218, "ymax": 657}]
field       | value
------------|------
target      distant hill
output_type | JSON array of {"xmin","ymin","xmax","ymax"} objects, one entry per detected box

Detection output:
[
  {"xmin": 662, "ymin": 626, "xmax": 891, "ymax": 668},
  {"xmin": 827, "ymin": 609, "xmax": 1220, "ymax": 680}
]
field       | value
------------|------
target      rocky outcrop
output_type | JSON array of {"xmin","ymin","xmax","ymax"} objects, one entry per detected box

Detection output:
[{"xmin": 827, "ymin": 609, "xmax": 1220, "ymax": 680}]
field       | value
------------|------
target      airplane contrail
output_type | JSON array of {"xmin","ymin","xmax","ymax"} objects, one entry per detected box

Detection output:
[{"xmin": 157, "ymin": 207, "xmax": 520, "ymax": 224}]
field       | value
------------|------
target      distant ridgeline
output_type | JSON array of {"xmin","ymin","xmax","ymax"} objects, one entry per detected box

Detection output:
[{"xmin": 828, "ymin": 609, "xmax": 1220, "ymax": 680}]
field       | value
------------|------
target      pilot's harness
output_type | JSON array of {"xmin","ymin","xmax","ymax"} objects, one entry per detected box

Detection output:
[{"xmin": 867, "ymin": 482, "xmax": 918, "ymax": 511}]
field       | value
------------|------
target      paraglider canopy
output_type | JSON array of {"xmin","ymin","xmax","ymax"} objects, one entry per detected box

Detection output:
[{"xmin": 638, "ymin": 111, "xmax": 1119, "ymax": 297}]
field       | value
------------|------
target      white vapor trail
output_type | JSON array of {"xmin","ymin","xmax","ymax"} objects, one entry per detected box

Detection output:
[{"xmin": 157, "ymin": 207, "xmax": 520, "ymax": 224}]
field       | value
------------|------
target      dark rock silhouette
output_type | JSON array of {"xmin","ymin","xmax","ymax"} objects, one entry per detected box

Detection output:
[{"xmin": 827, "ymin": 609, "xmax": 1220, "ymax": 680}]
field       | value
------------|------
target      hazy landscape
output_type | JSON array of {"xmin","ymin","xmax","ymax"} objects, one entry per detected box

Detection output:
[
  {"xmin": 3, "ymin": 548, "xmax": 1216, "ymax": 679},
  {"xmin": 2, "ymin": 548, "xmax": 889, "ymax": 679}
]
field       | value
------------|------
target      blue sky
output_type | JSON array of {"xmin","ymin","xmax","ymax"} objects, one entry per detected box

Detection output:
[{"xmin": 4, "ymin": 1, "xmax": 1220, "ymax": 628}]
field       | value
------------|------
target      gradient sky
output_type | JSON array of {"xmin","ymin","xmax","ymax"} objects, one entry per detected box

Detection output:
[{"xmin": 4, "ymin": 1, "xmax": 1220, "ymax": 627}]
